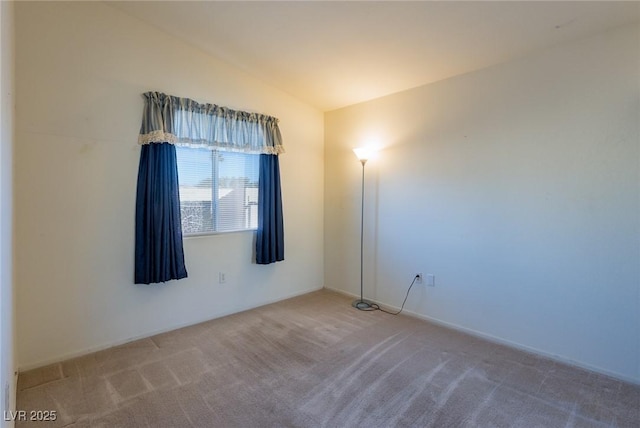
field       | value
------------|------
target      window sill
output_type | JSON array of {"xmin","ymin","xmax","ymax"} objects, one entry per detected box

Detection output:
[{"xmin": 183, "ymin": 228, "xmax": 257, "ymax": 239}]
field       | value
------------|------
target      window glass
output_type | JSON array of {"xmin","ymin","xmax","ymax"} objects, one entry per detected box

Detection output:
[{"xmin": 176, "ymin": 146, "xmax": 259, "ymax": 234}]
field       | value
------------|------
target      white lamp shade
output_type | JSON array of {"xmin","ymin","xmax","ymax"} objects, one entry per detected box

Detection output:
[{"xmin": 353, "ymin": 147, "xmax": 375, "ymax": 161}]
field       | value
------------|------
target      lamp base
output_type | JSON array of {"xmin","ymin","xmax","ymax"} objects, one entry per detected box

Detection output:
[{"xmin": 352, "ymin": 299, "xmax": 376, "ymax": 311}]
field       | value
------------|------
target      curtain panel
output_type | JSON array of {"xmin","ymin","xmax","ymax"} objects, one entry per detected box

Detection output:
[
  {"xmin": 135, "ymin": 143, "xmax": 188, "ymax": 284},
  {"xmin": 256, "ymin": 154, "xmax": 285, "ymax": 264},
  {"xmin": 138, "ymin": 92, "xmax": 285, "ymax": 155}
]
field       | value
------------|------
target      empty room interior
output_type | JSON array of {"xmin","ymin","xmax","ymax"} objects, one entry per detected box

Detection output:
[{"xmin": 1, "ymin": 1, "xmax": 639, "ymax": 427}]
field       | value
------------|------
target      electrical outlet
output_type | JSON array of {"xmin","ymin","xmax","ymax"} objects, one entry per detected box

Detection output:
[
  {"xmin": 426, "ymin": 274, "xmax": 435, "ymax": 287},
  {"xmin": 4, "ymin": 382, "xmax": 9, "ymax": 414},
  {"xmin": 415, "ymin": 273, "xmax": 423, "ymax": 284},
  {"xmin": 218, "ymin": 272, "xmax": 226, "ymax": 284}
]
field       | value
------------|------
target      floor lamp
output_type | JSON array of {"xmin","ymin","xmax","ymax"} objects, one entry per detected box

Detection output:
[{"xmin": 352, "ymin": 148, "xmax": 376, "ymax": 311}]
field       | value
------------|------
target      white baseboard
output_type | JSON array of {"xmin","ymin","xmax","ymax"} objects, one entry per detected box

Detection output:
[
  {"xmin": 324, "ymin": 286, "xmax": 640, "ymax": 386},
  {"xmin": 18, "ymin": 286, "xmax": 323, "ymax": 372}
]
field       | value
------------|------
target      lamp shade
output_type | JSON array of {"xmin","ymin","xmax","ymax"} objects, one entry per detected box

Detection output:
[{"xmin": 353, "ymin": 147, "xmax": 375, "ymax": 162}]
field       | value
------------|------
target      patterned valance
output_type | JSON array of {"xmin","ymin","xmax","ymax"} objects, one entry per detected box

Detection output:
[{"xmin": 138, "ymin": 92, "xmax": 284, "ymax": 155}]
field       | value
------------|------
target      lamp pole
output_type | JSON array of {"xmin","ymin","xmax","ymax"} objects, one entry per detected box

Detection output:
[{"xmin": 352, "ymin": 151, "xmax": 375, "ymax": 310}]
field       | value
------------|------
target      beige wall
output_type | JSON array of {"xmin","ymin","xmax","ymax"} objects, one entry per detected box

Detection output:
[
  {"xmin": 14, "ymin": 1, "xmax": 324, "ymax": 369},
  {"xmin": 325, "ymin": 24, "xmax": 640, "ymax": 382},
  {"xmin": 1, "ymin": 0, "xmax": 16, "ymax": 426}
]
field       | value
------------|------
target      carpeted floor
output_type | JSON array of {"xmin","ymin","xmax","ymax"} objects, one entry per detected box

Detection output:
[{"xmin": 15, "ymin": 289, "xmax": 640, "ymax": 427}]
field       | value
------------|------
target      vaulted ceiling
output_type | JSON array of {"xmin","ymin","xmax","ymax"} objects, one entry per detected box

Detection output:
[{"xmin": 109, "ymin": 1, "xmax": 640, "ymax": 111}]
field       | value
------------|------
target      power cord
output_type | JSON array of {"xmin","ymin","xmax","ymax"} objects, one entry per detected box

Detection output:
[{"xmin": 360, "ymin": 275, "xmax": 419, "ymax": 316}]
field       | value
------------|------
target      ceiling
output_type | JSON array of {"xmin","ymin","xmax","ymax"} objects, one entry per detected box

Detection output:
[{"xmin": 108, "ymin": 1, "xmax": 640, "ymax": 112}]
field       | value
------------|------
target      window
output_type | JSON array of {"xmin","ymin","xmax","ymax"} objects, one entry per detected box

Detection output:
[{"xmin": 176, "ymin": 146, "xmax": 259, "ymax": 235}]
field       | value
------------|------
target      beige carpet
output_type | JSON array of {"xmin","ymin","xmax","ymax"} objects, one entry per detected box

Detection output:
[{"xmin": 16, "ymin": 290, "xmax": 639, "ymax": 427}]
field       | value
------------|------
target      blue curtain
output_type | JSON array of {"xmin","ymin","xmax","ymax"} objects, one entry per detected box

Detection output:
[
  {"xmin": 135, "ymin": 143, "xmax": 188, "ymax": 284},
  {"xmin": 256, "ymin": 154, "xmax": 284, "ymax": 264}
]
